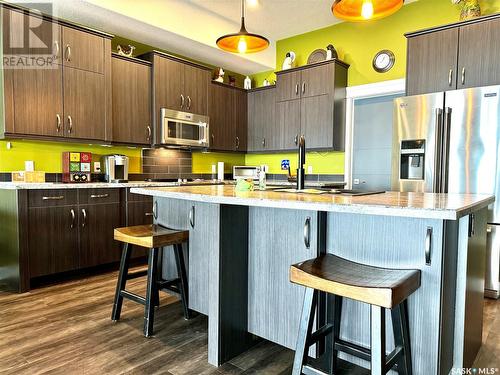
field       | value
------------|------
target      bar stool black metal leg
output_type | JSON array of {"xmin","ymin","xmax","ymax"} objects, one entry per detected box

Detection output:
[
  {"xmin": 292, "ymin": 288, "xmax": 318, "ymax": 375},
  {"xmin": 370, "ymin": 305, "xmax": 386, "ymax": 375},
  {"xmin": 153, "ymin": 247, "xmax": 162, "ymax": 307},
  {"xmin": 330, "ymin": 295, "xmax": 343, "ymax": 374},
  {"xmin": 111, "ymin": 243, "xmax": 132, "ymax": 321},
  {"xmin": 391, "ymin": 300, "xmax": 412, "ymax": 375},
  {"xmin": 173, "ymin": 243, "xmax": 190, "ymax": 320},
  {"xmin": 144, "ymin": 247, "xmax": 159, "ymax": 337}
]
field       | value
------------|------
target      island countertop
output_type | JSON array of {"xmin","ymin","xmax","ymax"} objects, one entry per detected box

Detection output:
[{"xmin": 130, "ymin": 185, "xmax": 494, "ymax": 220}]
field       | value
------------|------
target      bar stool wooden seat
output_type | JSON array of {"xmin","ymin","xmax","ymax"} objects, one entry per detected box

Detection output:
[
  {"xmin": 112, "ymin": 224, "xmax": 190, "ymax": 337},
  {"xmin": 290, "ymin": 254, "xmax": 421, "ymax": 375}
]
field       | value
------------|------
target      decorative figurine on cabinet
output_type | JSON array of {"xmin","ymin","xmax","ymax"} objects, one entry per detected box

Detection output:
[
  {"xmin": 282, "ymin": 51, "xmax": 296, "ymax": 70},
  {"xmin": 244, "ymin": 76, "xmax": 252, "ymax": 89},
  {"xmin": 117, "ymin": 44, "xmax": 136, "ymax": 57},
  {"xmin": 213, "ymin": 67, "xmax": 225, "ymax": 83},
  {"xmin": 326, "ymin": 44, "xmax": 338, "ymax": 60}
]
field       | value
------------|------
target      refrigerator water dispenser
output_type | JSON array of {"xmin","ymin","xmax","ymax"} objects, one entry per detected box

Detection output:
[{"xmin": 400, "ymin": 140, "xmax": 425, "ymax": 180}]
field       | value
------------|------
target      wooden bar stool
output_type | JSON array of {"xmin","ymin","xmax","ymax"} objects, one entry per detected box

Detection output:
[
  {"xmin": 290, "ymin": 254, "xmax": 421, "ymax": 375},
  {"xmin": 111, "ymin": 224, "xmax": 190, "ymax": 337}
]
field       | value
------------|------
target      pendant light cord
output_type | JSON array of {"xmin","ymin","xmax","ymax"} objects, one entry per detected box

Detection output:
[{"xmin": 240, "ymin": 0, "xmax": 247, "ymax": 32}]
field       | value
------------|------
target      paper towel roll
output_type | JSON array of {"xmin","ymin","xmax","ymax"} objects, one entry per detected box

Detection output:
[{"xmin": 217, "ymin": 162, "xmax": 224, "ymax": 181}]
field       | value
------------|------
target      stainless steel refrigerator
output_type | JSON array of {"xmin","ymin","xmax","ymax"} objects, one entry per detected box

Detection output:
[{"xmin": 391, "ymin": 85, "xmax": 500, "ymax": 299}]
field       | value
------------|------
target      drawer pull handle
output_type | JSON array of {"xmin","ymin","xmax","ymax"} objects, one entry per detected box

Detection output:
[
  {"xmin": 425, "ymin": 227, "xmax": 432, "ymax": 266},
  {"xmin": 42, "ymin": 195, "xmax": 64, "ymax": 200},
  {"xmin": 90, "ymin": 194, "xmax": 109, "ymax": 199},
  {"xmin": 70, "ymin": 209, "xmax": 75, "ymax": 229},
  {"xmin": 81, "ymin": 208, "xmax": 87, "ymax": 228},
  {"xmin": 145, "ymin": 212, "xmax": 154, "ymax": 216},
  {"xmin": 304, "ymin": 217, "xmax": 311, "ymax": 249}
]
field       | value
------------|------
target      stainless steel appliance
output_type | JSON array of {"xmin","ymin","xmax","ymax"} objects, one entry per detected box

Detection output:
[
  {"xmin": 160, "ymin": 108, "xmax": 209, "ymax": 148},
  {"xmin": 391, "ymin": 86, "xmax": 500, "ymax": 299},
  {"xmin": 233, "ymin": 166, "xmax": 260, "ymax": 180},
  {"xmin": 101, "ymin": 154, "xmax": 129, "ymax": 183}
]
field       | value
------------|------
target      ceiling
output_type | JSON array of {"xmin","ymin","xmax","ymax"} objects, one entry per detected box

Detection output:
[{"xmin": 8, "ymin": 0, "xmax": 416, "ymax": 75}]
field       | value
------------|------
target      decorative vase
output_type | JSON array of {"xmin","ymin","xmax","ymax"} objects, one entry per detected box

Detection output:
[{"xmin": 460, "ymin": 0, "xmax": 481, "ymax": 20}]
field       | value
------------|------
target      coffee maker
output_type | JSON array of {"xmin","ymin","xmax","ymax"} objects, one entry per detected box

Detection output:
[{"xmin": 101, "ymin": 154, "xmax": 129, "ymax": 183}]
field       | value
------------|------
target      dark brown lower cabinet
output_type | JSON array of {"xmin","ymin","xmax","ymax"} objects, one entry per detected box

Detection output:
[
  {"xmin": 28, "ymin": 205, "xmax": 79, "ymax": 277},
  {"xmin": 79, "ymin": 203, "xmax": 122, "ymax": 268}
]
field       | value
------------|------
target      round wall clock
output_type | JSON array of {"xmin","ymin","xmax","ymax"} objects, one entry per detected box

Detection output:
[{"xmin": 372, "ymin": 50, "xmax": 395, "ymax": 73}]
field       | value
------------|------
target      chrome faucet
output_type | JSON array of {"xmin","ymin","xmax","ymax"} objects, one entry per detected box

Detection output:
[{"xmin": 297, "ymin": 135, "xmax": 305, "ymax": 190}]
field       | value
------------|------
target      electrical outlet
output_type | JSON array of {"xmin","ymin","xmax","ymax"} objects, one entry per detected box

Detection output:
[
  {"xmin": 353, "ymin": 178, "xmax": 360, "ymax": 185},
  {"xmin": 211, "ymin": 164, "xmax": 216, "ymax": 174},
  {"xmin": 307, "ymin": 165, "xmax": 313, "ymax": 174},
  {"xmin": 25, "ymin": 160, "xmax": 34, "ymax": 172}
]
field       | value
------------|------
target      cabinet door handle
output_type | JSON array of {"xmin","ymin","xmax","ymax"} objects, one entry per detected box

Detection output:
[
  {"xmin": 302, "ymin": 82, "xmax": 306, "ymax": 94},
  {"xmin": 304, "ymin": 217, "xmax": 311, "ymax": 249},
  {"xmin": 461, "ymin": 67, "xmax": 466, "ymax": 85},
  {"xmin": 56, "ymin": 114, "xmax": 61, "ymax": 133},
  {"xmin": 295, "ymin": 83, "xmax": 299, "ymax": 96},
  {"xmin": 180, "ymin": 94, "xmax": 185, "ymax": 109},
  {"xmin": 189, "ymin": 205, "xmax": 195, "ymax": 228},
  {"xmin": 81, "ymin": 208, "xmax": 87, "ymax": 228},
  {"xmin": 235, "ymin": 136, "xmax": 240, "ymax": 149},
  {"xmin": 153, "ymin": 200, "xmax": 158, "ymax": 220},
  {"xmin": 146, "ymin": 125, "xmax": 152, "ymax": 141},
  {"xmin": 65, "ymin": 44, "xmax": 71, "ymax": 62},
  {"xmin": 67, "ymin": 115, "xmax": 73, "ymax": 134},
  {"xmin": 42, "ymin": 195, "xmax": 64, "ymax": 200},
  {"xmin": 187, "ymin": 96, "xmax": 191, "ymax": 110},
  {"xmin": 425, "ymin": 227, "xmax": 432, "ymax": 266},
  {"xmin": 211, "ymin": 133, "xmax": 215, "ymax": 143},
  {"xmin": 145, "ymin": 212, "xmax": 154, "ymax": 217},
  {"xmin": 53, "ymin": 40, "xmax": 60, "ymax": 59},
  {"xmin": 468, "ymin": 213, "xmax": 475, "ymax": 237},
  {"xmin": 448, "ymin": 69, "xmax": 453, "ymax": 86},
  {"xmin": 262, "ymin": 138, "xmax": 266, "ymax": 147},
  {"xmin": 294, "ymin": 134, "xmax": 298, "ymax": 146},
  {"xmin": 70, "ymin": 209, "xmax": 75, "ymax": 229},
  {"xmin": 90, "ymin": 193, "xmax": 109, "ymax": 199}
]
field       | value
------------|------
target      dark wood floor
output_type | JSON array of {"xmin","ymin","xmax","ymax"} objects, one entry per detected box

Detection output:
[{"xmin": 0, "ymin": 268, "xmax": 498, "ymax": 374}]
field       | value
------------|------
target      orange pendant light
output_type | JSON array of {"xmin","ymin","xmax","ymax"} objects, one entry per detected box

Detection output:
[
  {"xmin": 216, "ymin": 0, "xmax": 269, "ymax": 54},
  {"xmin": 332, "ymin": 0, "xmax": 403, "ymax": 21}
]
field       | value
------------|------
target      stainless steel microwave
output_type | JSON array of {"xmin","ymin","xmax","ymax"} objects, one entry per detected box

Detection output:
[{"xmin": 160, "ymin": 108, "xmax": 209, "ymax": 148}]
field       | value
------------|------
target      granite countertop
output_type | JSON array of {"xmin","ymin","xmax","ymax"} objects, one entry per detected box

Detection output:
[
  {"xmin": 0, "ymin": 181, "xmax": 181, "ymax": 190},
  {"xmin": 0, "ymin": 180, "xmax": 346, "ymax": 190},
  {"xmin": 130, "ymin": 185, "xmax": 495, "ymax": 220}
]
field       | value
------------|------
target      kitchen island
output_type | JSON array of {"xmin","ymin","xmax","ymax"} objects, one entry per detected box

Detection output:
[{"xmin": 130, "ymin": 185, "xmax": 493, "ymax": 374}]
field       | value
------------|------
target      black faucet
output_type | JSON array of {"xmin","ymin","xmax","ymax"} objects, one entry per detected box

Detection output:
[{"xmin": 297, "ymin": 135, "xmax": 305, "ymax": 190}]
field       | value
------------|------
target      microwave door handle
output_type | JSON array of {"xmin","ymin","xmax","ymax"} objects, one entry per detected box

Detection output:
[{"xmin": 433, "ymin": 108, "xmax": 444, "ymax": 193}]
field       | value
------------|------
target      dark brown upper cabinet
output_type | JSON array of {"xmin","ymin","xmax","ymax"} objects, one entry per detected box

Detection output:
[
  {"xmin": 61, "ymin": 26, "xmax": 105, "ymax": 74},
  {"xmin": 406, "ymin": 28, "xmax": 459, "ymax": 96},
  {"xmin": 1, "ymin": 5, "xmax": 113, "ymax": 142},
  {"xmin": 274, "ymin": 60, "xmax": 348, "ymax": 151},
  {"xmin": 208, "ymin": 83, "xmax": 247, "ymax": 152},
  {"xmin": 111, "ymin": 55, "xmax": 152, "ymax": 145},
  {"xmin": 457, "ymin": 17, "xmax": 500, "ymax": 89},
  {"xmin": 406, "ymin": 14, "xmax": 500, "ymax": 95},
  {"xmin": 247, "ymin": 86, "xmax": 277, "ymax": 152},
  {"xmin": 144, "ymin": 51, "xmax": 210, "ymax": 144}
]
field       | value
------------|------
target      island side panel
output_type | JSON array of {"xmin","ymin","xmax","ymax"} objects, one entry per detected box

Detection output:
[
  {"xmin": 326, "ymin": 212, "xmax": 445, "ymax": 375},
  {"xmin": 209, "ymin": 204, "xmax": 254, "ymax": 365},
  {"xmin": 247, "ymin": 207, "xmax": 320, "ymax": 350},
  {"xmin": 453, "ymin": 208, "xmax": 488, "ymax": 369}
]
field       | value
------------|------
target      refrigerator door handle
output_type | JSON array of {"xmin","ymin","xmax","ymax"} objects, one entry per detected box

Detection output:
[
  {"xmin": 440, "ymin": 107, "xmax": 453, "ymax": 193},
  {"xmin": 433, "ymin": 108, "xmax": 444, "ymax": 193}
]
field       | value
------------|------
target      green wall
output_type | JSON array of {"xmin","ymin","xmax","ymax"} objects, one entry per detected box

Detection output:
[
  {"xmin": 246, "ymin": 0, "xmax": 500, "ymax": 176},
  {"xmin": 0, "ymin": 140, "xmax": 142, "ymax": 173}
]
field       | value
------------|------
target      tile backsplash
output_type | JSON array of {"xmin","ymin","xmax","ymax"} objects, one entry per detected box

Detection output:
[{"xmin": 142, "ymin": 148, "xmax": 193, "ymax": 179}]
